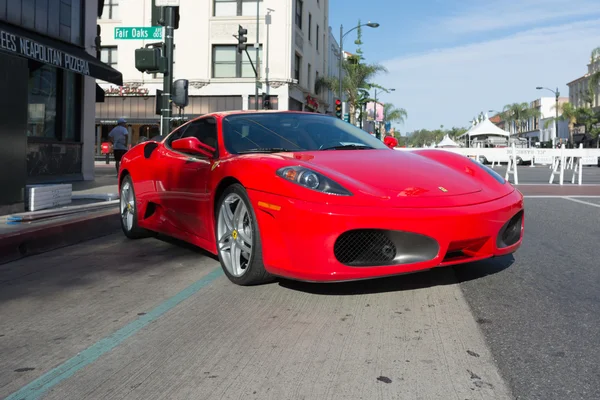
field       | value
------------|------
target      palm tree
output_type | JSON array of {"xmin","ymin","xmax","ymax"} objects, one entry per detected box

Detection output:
[
  {"xmin": 588, "ymin": 46, "xmax": 600, "ymax": 99},
  {"xmin": 383, "ymin": 103, "xmax": 408, "ymax": 132},
  {"xmin": 317, "ymin": 57, "xmax": 387, "ymax": 124},
  {"xmin": 500, "ymin": 102, "xmax": 541, "ymax": 135},
  {"xmin": 544, "ymin": 102, "xmax": 578, "ymax": 143}
]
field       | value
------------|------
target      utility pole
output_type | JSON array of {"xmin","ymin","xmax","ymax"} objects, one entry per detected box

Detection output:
[
  {"xmin": 161, "ymin": 6, "xmax": 176, "ymax": 137},
  {"xmin": 255, "ymin": 0, "xmax": 260, "ymax": 110},
  {"xmin": 338, "ymin": 25, "xmax": 343, "ymax": 104},
  {"xmin": 555, "ymin": 87, "xmax": 559, "ymax": 143}
]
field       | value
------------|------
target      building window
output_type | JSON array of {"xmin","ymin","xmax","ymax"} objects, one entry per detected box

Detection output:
[
  {"xmin": 295, "ymin": 0, "xmax": 303, "ymax": 28},
  {"xmin": 100, "ymin": 46, "xmax": 118, "ymax": 68},
  {"xmin": 294, "ymin": 53, "xmax": 301, "ymax": 82},
  {"xmin": 316, "ymin": 25, "xmax": 319, "ymax": 51},
  {"xmin": 214, "ymin": 0, "xmax": 263, "ymax": 17},
  {"xmin": 28, "ymin": 65, "xmax": 58, "ymax": 139},
  {"xmin": 101, "ymin": 0, "xmax": 119, "ymax": 19},
  {"xmin": 27, "ymin": 63, "xmax": 81, "ymax": 142},
  {"xmin": 308, "ymin": 13, "xmax": 312, "ymax": 40},
  {"xmin": 63, "ymin": 71, "xmax": 79, "ymax": 141},
  {"xmin": 307, "ymin": 63, "xmax": 311, "ymax": 91},
  {"xmin": 212, "ymin": 45, "xmax": 263, "ymax": 78}
]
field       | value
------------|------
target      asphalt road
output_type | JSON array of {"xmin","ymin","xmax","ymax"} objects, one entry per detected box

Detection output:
[
  {"xmin": 491, "ymin": 164, "xmax": 600, "ymax": 185},
  {"xmin": 456, "ymin": 196, "xmax": 600, "ymax": 400},
  {"xmin": 1, "ymin": 196, "xmax": 599, "ymax": 399}
]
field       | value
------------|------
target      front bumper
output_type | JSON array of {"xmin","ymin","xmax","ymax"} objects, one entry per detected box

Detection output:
[{"xmin": 248, "ymin": 189, "xmax": 524, "ymax": 282}]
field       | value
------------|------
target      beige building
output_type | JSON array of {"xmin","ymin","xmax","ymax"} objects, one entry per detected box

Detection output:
[
  {"xmin": 567, "ymin": 57, "xmax": 600, "ymax": 111},
  {"xmin": 95, "ymin": 0, "xmax": 335, "ymax": 149}
]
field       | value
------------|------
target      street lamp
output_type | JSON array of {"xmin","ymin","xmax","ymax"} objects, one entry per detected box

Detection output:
[
  {"xmin": 338, "ymin": 22, "xmax": 380, "ymax": 104},
  {"xmin": 372, "ymin": 87, "xmax": 394, "ymax": 138},
  {"xmin": 536, "ymin": 86, "xmax": 560, "ymax": 144}
]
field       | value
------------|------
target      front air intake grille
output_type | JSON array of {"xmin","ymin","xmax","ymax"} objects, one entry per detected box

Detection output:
[
  {"xmin": 334, "ymin": 229, "xmax": 397, "ymax": 266},
  {"xmin": 497, "ymin": 210, "xmax": 523, "ymax": 248}
]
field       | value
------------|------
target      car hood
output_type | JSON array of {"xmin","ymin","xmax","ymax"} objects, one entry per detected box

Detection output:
[{"xmin": 277, "ymin": 149, "xmax": 483, "ymax": 198}]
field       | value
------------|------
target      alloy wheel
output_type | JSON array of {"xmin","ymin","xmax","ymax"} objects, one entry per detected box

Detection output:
[
  {"xmin": 217, "ymin": 193, "xmax": 253, "ymax": 277},
  {"xmin": 120, "ymin": 181, "xmax": 135, "ymax": 232}
]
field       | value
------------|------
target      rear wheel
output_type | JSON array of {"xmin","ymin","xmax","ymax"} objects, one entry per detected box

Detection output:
[
  {"xmin": 216, "ymin": 184, "xmax": 273, "ymax": 285},
  {"xmin": 120, "ymin": 175, "xmax": 153, "ymax": 239}
]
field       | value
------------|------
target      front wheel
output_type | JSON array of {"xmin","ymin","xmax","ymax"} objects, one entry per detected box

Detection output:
[
  {"xmin": 120, "ymin": 175, "xmax": 153, "ymax": 239},
  {"xmin": 215, "ymin": 184, "xmax": 273, "ymax": 286}
]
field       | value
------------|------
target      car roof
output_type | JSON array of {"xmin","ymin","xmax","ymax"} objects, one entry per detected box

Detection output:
[{"xmin": 209, "ymin": 110, "xmax": 330, "ymax": 118}]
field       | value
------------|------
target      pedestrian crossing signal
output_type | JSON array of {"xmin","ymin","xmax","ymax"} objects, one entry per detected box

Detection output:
[{"xmin": 335, "ymin": 99, "xmax": 342, "ymax": 118}]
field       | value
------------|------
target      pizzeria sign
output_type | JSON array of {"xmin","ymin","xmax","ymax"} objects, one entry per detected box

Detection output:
[{"xmin": 0, "ymin": 28, "xmax": 90, "ymax": 75}]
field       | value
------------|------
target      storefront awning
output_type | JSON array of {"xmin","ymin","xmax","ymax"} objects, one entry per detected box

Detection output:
[{"xmin": 0, "ymin": 21, "xmax": 123, "ymax": 86}]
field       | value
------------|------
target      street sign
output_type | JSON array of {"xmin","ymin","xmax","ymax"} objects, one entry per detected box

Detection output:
[
  {"xmin": 114, "ymin": 27, "xmax": 163, "ymax": 40},
  {"xmin": 343, "ymin": 113, "xmax": 349, "ymax": 122},
  {"xmin": 156, "ymin": 0, "xmax": 180, "ymax": 5}
]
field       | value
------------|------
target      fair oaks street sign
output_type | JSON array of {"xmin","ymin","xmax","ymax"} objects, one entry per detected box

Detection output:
[{"xmin": 114, "ymin": 27, "xmax": 163, "ymax": 40}]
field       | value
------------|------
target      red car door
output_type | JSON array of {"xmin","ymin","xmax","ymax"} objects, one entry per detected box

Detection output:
[{"xmin": 159, "ymin": 118, "xmax": 218, "ymax": 240}]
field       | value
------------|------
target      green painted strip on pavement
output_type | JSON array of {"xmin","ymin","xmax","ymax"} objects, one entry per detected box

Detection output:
[{"xmin": 6, "ymin": 267, "xmax": 223, "ymax": 400}]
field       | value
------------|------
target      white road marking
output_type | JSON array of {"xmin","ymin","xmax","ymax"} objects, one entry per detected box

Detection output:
[
  {"xmin": 563, "ymin": 197, "xmax": 600, "ymax": 208},
  {"xmin": 523, "ymin": 195, "xmax": 600, "ymax": 198}
]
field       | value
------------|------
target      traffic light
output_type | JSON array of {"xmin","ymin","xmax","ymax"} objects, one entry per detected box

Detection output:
[
  {"xmin": 335, "ymin": 99, "xmax": 342, "ymax": 118},
  {"xmin": 172, "ymin": 79, "xmax": 189, "ymax": 108},
  {"xmin": 237, "ymin": 25, "xmax": 248, "ymax": 53},
  {"xmin": 135, "ymin": 47, "xmax": 162, "ymax": 73}
]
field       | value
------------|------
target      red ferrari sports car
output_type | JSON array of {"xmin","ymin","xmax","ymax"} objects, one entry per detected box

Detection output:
[{"xmin": 118, "ymin": 111, "xmax": 524, "ymax": 285}]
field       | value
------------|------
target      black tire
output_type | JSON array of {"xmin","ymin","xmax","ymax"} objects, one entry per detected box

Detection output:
[
  {"xmin": 215, "ymin": 183, "xmax": 273, "ymax": 286},
  {"xmin": 120, "ymin": 174, "xmax": 153, "ymax": 239}
]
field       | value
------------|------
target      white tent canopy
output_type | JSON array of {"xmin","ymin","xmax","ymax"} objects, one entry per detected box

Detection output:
[
  {"xmin": 437, "ymin": 134, "xmax": 460, "ymax": 148},
  {"xmin": 458, "ymin": 114, "xmax": 510, "ymax": 139}
]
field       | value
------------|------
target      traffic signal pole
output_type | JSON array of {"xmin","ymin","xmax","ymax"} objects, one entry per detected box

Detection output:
[
  {"xmin": 255, "ymin": 0, "xmax": 260, "ymax": 110},
  {"xmin": 161, "ymin": 7, "xmax": 175, "ymax": 137}
]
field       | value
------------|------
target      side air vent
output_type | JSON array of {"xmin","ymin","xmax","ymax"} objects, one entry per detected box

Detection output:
[{"xmin": 497, "ymin": 210, "xmax": 523, "ymax": 248}]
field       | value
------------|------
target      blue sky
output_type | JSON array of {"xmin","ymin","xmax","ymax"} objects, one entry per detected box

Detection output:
[{"xmin": 328, "ymin": 0, "xmax": 600, "ymax": 134}]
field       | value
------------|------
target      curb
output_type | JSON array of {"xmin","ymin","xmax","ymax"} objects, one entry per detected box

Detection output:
[{"xmin": 0, "ymin": 208, "xmax": 120, "ymax": 265}]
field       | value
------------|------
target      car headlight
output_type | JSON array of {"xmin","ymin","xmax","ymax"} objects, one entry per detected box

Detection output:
[
  {"xmin": 276, "ymin": 166, "xmax": 352, "ymax": 196},
  {"xmin": 469, "ymin": 158, "xmax": 506, "ymax": 184}
]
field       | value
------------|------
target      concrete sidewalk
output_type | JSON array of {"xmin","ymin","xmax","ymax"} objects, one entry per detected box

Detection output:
[{"xmin": 0, "ymin": 164, "xmax": 121, "ymax": 265}]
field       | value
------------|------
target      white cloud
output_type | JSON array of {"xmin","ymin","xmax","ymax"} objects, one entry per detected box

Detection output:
[
  {"xmin": 379, "ymin": 19, "xmax": 600, "ymax": 133},
  {"xmin": 435, "ymin": 0, "xmax": 600, "ymax": 36}
]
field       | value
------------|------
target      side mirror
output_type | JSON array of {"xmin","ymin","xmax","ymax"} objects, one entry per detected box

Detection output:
[{"xmin": 172, "ymin": 137, "xmax": 215, "ymax": 158}]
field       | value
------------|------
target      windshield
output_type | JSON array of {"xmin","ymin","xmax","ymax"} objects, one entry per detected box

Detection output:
[{"xmin": 221, "ymin": 112, "xmax": 389, "ymax": 154}]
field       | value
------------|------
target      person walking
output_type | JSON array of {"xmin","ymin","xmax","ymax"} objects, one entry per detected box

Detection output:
[{"xmin": 108, "ymin": 118, "xmax": 129, "ymax": 176}]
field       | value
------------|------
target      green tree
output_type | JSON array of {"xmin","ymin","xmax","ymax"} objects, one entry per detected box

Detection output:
[
  {"xmin": 500, "ymin": 102, "xmax": 541, "ymax": 135},
  {"xmin": 383, "ymin": 103, "xmax": 408, "ymax": 126},
  {"xmin": 317, "ymin": 58, "xmax": 387, "ymax": 124},
  {"xmin": 588, "ymin": 46, "xmax": 600, "ymax": 97}
]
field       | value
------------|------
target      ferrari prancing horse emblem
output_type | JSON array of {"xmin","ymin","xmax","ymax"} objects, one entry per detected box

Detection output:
[{"xmin": 438, "ymin": 186, "xmax": 448, "ymax": 192}]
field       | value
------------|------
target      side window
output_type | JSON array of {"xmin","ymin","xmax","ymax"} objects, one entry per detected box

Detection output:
[
  {"xmin": 180, "ymin": 118, "xmax": 218, "ymax": 152},
  {"xmin": 165, "ymin": 123, "xmax": 190, "ymax": 147}
]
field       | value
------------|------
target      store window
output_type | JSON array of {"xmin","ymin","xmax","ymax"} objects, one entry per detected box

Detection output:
[
  {"xmin": 27, "ymin": 62, "xmax": 81, "ymax": 142},
  {"xmin": 63, "ymin": 71, "xmax": 78, "ymax": 141},
  {"xmin": 28, "ymin": 64, "xmax": 58, "ymax": 139}
]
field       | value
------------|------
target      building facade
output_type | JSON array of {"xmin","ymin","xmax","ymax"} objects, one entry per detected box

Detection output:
[
  {"xmin": 326, "ymin": 26, "xmax": 340, "ymax": 114},
  {"xmin": 96, "ymin": 0, "xmax": 333, "ymax": 147},
  {"xmin": 0, "ymin": 0, "xmax": 122, "ymax": 213},
  {"xmin": 567, "ymin": 57, "xmax": 600, "ymax": 111},
  {"xmin": 493, "ymin": 97, "xmax": 569, "ymax": 144}
]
